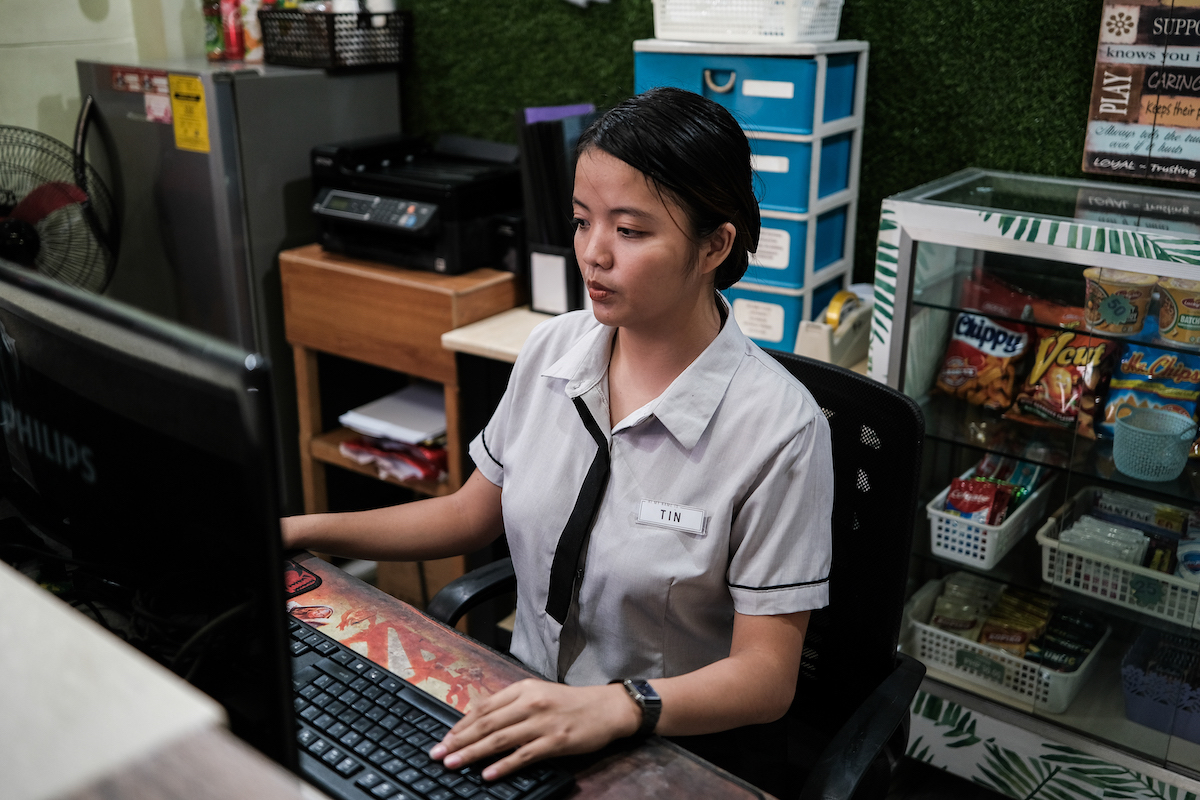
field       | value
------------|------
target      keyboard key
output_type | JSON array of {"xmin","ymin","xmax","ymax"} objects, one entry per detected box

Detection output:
[
  {"xmin": 428, "ymin": 789, "xmax": 455, "ymax": 800},
  {"xmin": 365, "ymin": 667, "xmax": 387, "ymax": 682},
  {"xmin": 352, "ymin": 717, "xmax": 374, "ymax": 733},
  {"xmin": 339, "ymin": 731, "xmax": 363, "ymax": 748},
  {"xmin": 365, "ymin": 706, "xmax": 387, "ymax": 722},
  {"xmin": 313, "ymin": 674, "xmax": 333, "ymax": 689},
  {"xmin": 354, "ymin": 739, "xmax": 378, "ymax": 757},
  {"xmin": 380, "ymin": 758, "xmax": 406, "ymax": 776},
  {"xmin": 377, "ymin": 693, "xmax": 398, "ymax": 710},
  {"xmin": 332, "ymin": 650, "xmax": 354, "ymax": 665},
  {"xmin": 454, "ymin": 784, "xmax": 481, "ymax": 798},
  {"xmin": 355, "ymin": 771, "xmax": 384, "ymax": 790},
  {"xmin": 406, "ymin": 752, "xmax": 431, "ymax": 769},
  {"xmin": 380, "ymin": 734, "xmax": 403, "ymax": 750},
  {"xmin": 299, "ymin": 684, "xmax": 321, "ymax": 700},
  {"xmin": 339, "ymin": 689, "xmax": 362, "ymax": 705},
  {"xmin": 351, "ymin": 677, "xmax": 371, "ymax": 692},
  {"xmin": 352, "ymin": 697, "xmax": 373, "ymax": 713},
  {"xmin": 294, "ymin": 697, "xmax": 310, "ymax": 713},
  {"xmin": 349, "ymin": 660, "xmax": 371, "ymax": 674},
  {"xmin": 315, "ymin": 639, "xmax": 337, "ymax": 655},
  {"xmin": 365, "ymin": 725, "xmax": 388, "ymax": 742},
  {"xmin": 312, "ymin": 692, "xmax": 334, "ymax": 708},
  {"xmin": 422, "ymin": 763, "xmax": 446, "ymax": 778},
  {"xmin": 402, "ymin": 710, "xmax": 426, "ymax": 724},
  {"xmin": 335, "ymin": 756, "xmax": 363, "ymax": 776},
  {"xmin": 380, "ymin": 715, "xmax": 401, "ymax": 731},
  {"xmin": 289, "ymin": 640, "xmax": 310, "ymax": 656},
  {"xmin": 369, "ymin": 747, "xmax": 394, "ymax": 766},
  {"xmin": 326, "ymin": 701, "xmax": 348, "ymax": 717},
  {"xmin": 510, "ymin": 775, "xmax": 537, "ymax": 791},
  {"xmin": 415, "ymin": 717, "xmax": 441, "ymax": 733},
  {"xmin": 396, "ymin": 767, "xmax": 423, "ymax": 785},
  {"xmin": 438, "ymin": 773, "xmax": 465, "ymax": 788},
  {"xmin": 337, "ymin": 709, "xmax": 361, "ymax": 726},
  {"xmin": 297, "ymin": 729, "xmax": 318, "ymax": 748},
  {"xmin": 370, "ymin": 781, "xmax": 399, "ymax": 798},
  {"xmin": 412, "ymin": 777, "xmax": 439, "ymax": 794},
  {"xmin": 391, "ymin": 743, "xmax": 418, "ymax": 760},
  {"xmin": 394, "ymin": 722, "xmax": 417, "ymax": 737},
  {"xmin": 300, "ymin": 705, "xmax": 323, "ymax": 722},
  {"xmin": 363, "ymin": 685, "xmax": 383, "ymax": 700},
  {"xmin": 310, "ymin": 736, "xmax": 331, "ymax": 756},
  {"xmin": 380, "ymin": 678, "xmax": 404, "ymax": 693},
  {"xmin": 327, "ymin": 722, "xmax": 350, "ymax": 739},
  {"xmin": 328, "ymin": 682, "xmax": 348, "ymax": 698},
  {"xmin": 321, "ymin": 747, "xmax": 344, "ymax": 765},
  {"xmin": 486, "ymin": 784, "xmax": 520, "ymax": 800}
]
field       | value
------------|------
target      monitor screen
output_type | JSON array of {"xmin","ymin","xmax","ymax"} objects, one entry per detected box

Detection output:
[{"xmin": 0, "ymin": 259, "xmax": 295, "ymax": 770}]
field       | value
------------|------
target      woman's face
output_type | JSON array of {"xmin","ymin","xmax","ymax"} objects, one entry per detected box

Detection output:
[{"xmin": 572, "ymin": 148, "xmax": 721, "ymax": 334}]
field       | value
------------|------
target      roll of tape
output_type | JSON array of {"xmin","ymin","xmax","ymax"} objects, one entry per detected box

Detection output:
[{"xmin": 824, "ymin": 290, "xmax": 860, "ymax": 330}]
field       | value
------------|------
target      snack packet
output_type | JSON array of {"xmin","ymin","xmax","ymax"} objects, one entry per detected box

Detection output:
[
  {"xmin": 945, "ymin": 478, "xmax": 1013, "ymax": 525},
  {"xmin": 1098, "ymin": 342, "xmax": 1200, "ymax": 446},
  {"xmin": 1004, "ymin": 300, "xmax": 1114, "ymax": 438},
  {"xmin": 934, "ymin": 312, "xmax": 1030, "ymax": 410}
]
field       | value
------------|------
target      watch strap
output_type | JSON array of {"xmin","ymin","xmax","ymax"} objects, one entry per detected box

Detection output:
[{"xmin": 611, "ymin": 678, "xmax": 661, "ymax": 739}]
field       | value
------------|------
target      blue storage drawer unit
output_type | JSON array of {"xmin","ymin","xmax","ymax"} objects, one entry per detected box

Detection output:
[
  {"xmin": 744, "ymin": 206, "xmax": 848, "ymax": 289},
  {"xmin": 633, "ymin": 51, "xmax": 858, "ymax": 135},
  {"xmin": 750, "ymin": 132, "xmax": 852, "ymax": 213}
]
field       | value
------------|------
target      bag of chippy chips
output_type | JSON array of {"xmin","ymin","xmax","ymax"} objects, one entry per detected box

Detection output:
[
  {"xmin": 1099, "ymin": 342, "xmax": 1200, "ymax": 441},
  {"xmin": 1004, "ymin": 300, "xmax": 1114, "ymax": 438},
  {"xmin": 934, "ymin": 313, "xmax": 1029, "ymax": 409}
]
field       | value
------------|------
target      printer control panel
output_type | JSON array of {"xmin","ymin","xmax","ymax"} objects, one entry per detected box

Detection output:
[{"xmin": 313, "ymin": 188, "xmax": 437, "ymax": 233}]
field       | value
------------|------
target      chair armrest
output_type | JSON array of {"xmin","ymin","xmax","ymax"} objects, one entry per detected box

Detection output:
[
  {"xmin": 426, "ymin": 557, "xmax": 516, "ymax": 627},
  {"xmin": 798, "ymin": 652, "xmax": 926, "ymax": 800}
]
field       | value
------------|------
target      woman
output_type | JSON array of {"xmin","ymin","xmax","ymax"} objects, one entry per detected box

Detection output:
[{"xmin": 282, "ymin": 86, "xmax": 833, "ymax": 786}]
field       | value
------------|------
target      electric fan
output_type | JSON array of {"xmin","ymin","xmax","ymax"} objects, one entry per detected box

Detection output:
[{"xmin": 0, "ymin": 96, "xmax": 118, "ymax": 293}]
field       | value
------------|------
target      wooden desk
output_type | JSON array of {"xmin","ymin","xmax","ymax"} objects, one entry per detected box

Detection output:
[
  {"xmin": 280, "ymin": 244, "xmax": 520, "ymax": 605},
  {"xmin": 286, "ymin": 552, "xmax": 772, "ymax": 800}
]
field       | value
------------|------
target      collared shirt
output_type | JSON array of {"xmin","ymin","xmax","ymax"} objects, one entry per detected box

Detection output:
[{"xmin": 469, "ymin": 308, "xmax": 832, "ymax": 685}]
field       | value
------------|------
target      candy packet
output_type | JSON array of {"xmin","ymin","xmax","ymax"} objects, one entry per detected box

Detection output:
[{"xmin": 945, "ymin": 478, "xmax": 1013, "ymax": 525}]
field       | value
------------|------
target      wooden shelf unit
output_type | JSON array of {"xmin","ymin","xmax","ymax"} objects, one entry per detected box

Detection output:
[{"xmin": 280, "ymin": 244, "xmax": 519, "ymax": 605}]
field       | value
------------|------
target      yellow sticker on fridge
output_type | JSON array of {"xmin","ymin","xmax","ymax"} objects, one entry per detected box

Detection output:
[{"xmin": 168, "ymin": 74, "xmax": 210, "ymax": 153}]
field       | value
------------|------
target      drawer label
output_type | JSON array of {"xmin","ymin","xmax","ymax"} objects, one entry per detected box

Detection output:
[
  {"xmin": 731, "ymin": 298, "xmax": 785, "ymax": 343},
  {"xmin": 955, "ymin": 649, "xmax": 1006, "ymax": 684},
  {"xmin": 751, "ymin": 154, "xmax": 790, "ymax": 174},
  {"xmin": 750, "ymin": 227, "xmax": 791, "ymax": 269},
  {"xmin": 742, "ymin": 79, "xmax": 796, "ymax": 99}
]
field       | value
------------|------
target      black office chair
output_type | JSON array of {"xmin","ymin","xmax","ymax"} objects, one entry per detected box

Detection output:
[{"xmin": 428, "ymin": 351, "xmax": 926, "ymax": 800}]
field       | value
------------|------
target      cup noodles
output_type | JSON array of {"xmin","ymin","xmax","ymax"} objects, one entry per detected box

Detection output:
[
  {"xmin": 1158, "ymin": 277, "xmax": 1200, "ymax": 347},
  {"xmin": 1083, "ymin": 268, "xmax": 1157, "ymax": 336}
]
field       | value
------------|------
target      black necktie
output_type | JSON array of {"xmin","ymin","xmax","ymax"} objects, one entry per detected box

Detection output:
[{"xmin": 545, "ymin": 396, "xmax": 611, "ymax": 624}]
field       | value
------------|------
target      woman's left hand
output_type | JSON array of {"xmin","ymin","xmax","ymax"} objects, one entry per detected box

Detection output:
[{"xmin": 429, "ymin": 679, "xmax": 640, "ymax": 780}]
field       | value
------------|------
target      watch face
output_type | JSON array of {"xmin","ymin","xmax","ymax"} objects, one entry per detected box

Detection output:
[{"xmin": 630, "ymin": 679, "xmax": 659, "ymax": 701}]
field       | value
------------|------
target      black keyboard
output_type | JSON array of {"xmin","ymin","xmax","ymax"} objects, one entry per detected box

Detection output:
[{"xmin": 288, "ymin": 616, "xmax": 574, "ymax": 800}]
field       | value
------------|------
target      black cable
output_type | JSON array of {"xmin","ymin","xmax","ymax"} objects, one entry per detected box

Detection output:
[{"xmin": 170, "ymin": 601, "xmax": 251, "ymax": 676}]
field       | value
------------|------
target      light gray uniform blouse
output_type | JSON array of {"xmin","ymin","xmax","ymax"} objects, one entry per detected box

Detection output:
[{"xmin": 468, "ymin": 308, "xmax": 833, "ymax": 685}]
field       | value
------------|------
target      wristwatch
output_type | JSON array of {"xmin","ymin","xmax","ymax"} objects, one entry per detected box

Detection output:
[{"xmin": 611, "ymin": 678, "xmax": 661, "ymax": 738}]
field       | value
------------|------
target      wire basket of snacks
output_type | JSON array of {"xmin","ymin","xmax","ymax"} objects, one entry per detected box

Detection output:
[
  {"xmin": 926, "ymin": 455, "xmax": 1057, "ymax": 570},
  {"xmin": 259, "ymin": 6, "xmax": 409, "ymax": 69},
  {"xmin": 1037, "ymin": 487, "xmax": 1200, "ymax": 627},
  {"xmin": 904, "ymin": 573, "xmax": 1110, "ymax": 713},
  {"xmin": 1113, "ymin": 407, "xmax": 1198, "ymax": 482},
  {"xmin": 1121, "ymin": 628, "xmax": 1200, "ymax": 744},
  {"xmin": 652, "ymin": 0, "xmax": 843, "ymax": 43}
]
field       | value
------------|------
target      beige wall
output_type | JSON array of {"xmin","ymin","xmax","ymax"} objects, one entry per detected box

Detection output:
[{"xmin": 0, "ymin": 0, "xmax": 203, "ymax": 145}]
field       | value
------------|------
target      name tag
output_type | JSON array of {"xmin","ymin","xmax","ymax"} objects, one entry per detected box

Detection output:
[{"xmin": 637, "ymin": 500, "xmax": 706, "ymax": 535}]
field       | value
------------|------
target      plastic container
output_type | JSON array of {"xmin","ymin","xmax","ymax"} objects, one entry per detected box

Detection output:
[
  {"xmin": 926, "ymin": 470, "xmax": 1057, "ymax": 570},
  {"xmin": 1113, "ymin": 407, "xmax": 1197, "ymax": 482},
  {"xmin": 742, "ymin": 207, "xmax": 848, "ymax": 289},
  {"xmin": 724, "ymin": 275, "xmax": 846, "ymax": 350},
  {"xmin": 748, "ymin": 132, "xmax": 852, "ymax": 213},
  {"xmin": 904, "ymin": 577, "xmax": 1110, "ymax": 713},
  {"xmin": 1158, "ymin": 276, "xmax": 1200, "ymax": 347},
  {"xmin": 633, "ymin": 50, "xmax": 859, "ymax": 135},
  {"xmin": 1121, "ymin": 628, "xmax": 1200, "ymax": 744},
  {"xmin": 258, "ymin": 7, "xmax": 409, "ymax": 69},
  {"xmin": 1037, "ymin": 487, "xmax": 1200, "ymax": 628},
  {"xmin": 652, "ymin": 0, "xmax": 844, "ymax": 43}
]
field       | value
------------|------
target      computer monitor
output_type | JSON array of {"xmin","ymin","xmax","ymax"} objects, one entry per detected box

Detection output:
[{"xmin": 0, "ymin": 258, "xmax": 296, "ymax": 770}]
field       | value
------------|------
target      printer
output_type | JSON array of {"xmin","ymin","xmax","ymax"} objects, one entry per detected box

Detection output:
[{"xmin": 310, "ymin": 134, "xmax": 523, "ymax": 275}]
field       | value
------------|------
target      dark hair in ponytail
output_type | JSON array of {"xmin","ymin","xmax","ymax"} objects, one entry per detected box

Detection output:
[{"xmin": 575, "ymin": 87, "xmax": 760, "ymax": 291}]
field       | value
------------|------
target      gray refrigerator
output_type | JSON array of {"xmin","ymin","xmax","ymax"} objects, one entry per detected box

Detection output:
[{"xmin": 77, "ymin": 59, "xmax": 402, "ymax": 513}]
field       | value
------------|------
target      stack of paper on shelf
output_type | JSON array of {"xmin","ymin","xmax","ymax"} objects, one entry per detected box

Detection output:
[{"xmin": 338, "ymin": 383, "xmax": 446, "ymax": 445}]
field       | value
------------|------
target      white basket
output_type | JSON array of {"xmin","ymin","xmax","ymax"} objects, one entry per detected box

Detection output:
[
  {"xmin": 904, "ymin": 577, "xmax": 1110, "ymax": 714},
  {"xmin": 1037, "ymin": 488, "xmax": 1200, "ymax": 628},
  {"xmin": 652, "ymin": 0, "xmax": 844, "ymax": 43},
  {"xmin": 927, "ymin": 470, "xmax": 1058, "ymax": 570}
]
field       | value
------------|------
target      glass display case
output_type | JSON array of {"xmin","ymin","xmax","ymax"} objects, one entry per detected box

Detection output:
[{"xmin": 870, "ymin": 169, "xmax": 1200, "ymax": 796}]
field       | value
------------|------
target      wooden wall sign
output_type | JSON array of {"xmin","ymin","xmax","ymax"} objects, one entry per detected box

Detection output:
[{"xmin": 1085, "ymin": 1, "xmax": 1200, "ymax": 184}]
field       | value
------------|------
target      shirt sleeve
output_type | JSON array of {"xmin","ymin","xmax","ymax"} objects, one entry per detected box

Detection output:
[
  {"xmin": 468, "ymin": 368, "xmax": 516, "ymax": 489},
  {"xmin": 726, "ymin": 407, "xmax": 833, "ymax": 616}
]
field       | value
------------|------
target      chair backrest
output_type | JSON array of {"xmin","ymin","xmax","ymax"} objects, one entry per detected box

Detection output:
[{"xmin": 766, "ymin": 351, "xmax": 924, "ymax": 734}]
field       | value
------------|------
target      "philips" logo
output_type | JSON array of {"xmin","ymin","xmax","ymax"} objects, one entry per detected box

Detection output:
[{"xmin": 1, "ymin": 401, "xmax": 96, "ymax": 484}]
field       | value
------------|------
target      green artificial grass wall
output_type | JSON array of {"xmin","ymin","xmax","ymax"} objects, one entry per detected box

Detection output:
[{"xmin": 402, "ymin": 0, "xmax": 1141, "ymax": 282}]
